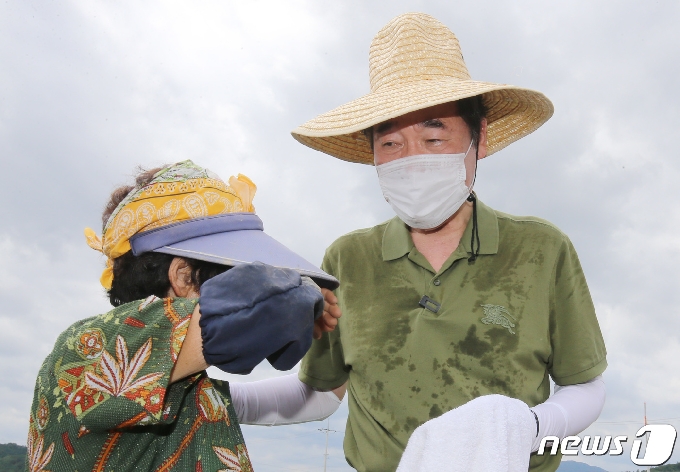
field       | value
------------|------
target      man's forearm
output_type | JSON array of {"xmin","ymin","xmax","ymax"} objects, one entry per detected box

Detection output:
[
  {"xmin": 230, "ymin": 374, "xmax": 342, "ymax": 425},
  {"xmin": 530, "ymin": 375, "xmax": 606, "ymax": 452}
]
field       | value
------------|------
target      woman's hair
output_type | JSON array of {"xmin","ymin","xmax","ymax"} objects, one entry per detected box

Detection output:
[
  {"xmin": 101, "ymin": 167, "xmax": 164, "ymax": 226},
  {"xmin": 103, "ymin": 166, "xmax": 229, "ymax": 307}
]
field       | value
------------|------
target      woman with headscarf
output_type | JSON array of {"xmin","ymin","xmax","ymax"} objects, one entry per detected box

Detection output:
[{"xmin": 26, "ymin": 161, "xmax": 342, "ymax": 471}]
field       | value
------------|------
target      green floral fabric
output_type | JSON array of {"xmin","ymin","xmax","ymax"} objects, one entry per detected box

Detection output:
[{"xmin": 26, "ymin": 296, "xmax": 253, "ymax": 472}]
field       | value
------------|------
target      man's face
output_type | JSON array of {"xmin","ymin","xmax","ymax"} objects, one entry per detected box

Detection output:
[{"xmin": 373, "ymin": 102, "xmax": 487, "ymax": 187}]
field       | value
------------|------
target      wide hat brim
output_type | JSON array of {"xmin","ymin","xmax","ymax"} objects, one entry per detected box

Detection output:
[
  {"xmin": 292, "ymin": 78, "xmax": 554, "ymax": 165},
  {"xmin": 130, "ymin": 213, "xmax": 339, "ymax": 290}
]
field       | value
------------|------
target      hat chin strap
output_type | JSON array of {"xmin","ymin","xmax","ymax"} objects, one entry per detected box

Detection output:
[{"xmin": 466, "ymin": 143, "xmax": 480, "ymax": 262}]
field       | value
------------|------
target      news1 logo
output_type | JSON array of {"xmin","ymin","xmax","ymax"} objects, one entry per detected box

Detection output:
[{"xmin": 537, "ymin": 424, "xmax": 678, "ymax": 466}]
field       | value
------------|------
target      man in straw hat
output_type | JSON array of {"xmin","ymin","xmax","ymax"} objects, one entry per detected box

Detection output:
[
  {"xmin": 26, "ymin": 160, "xmax": 344, "ymax": 471},
  {"xmin": 293, "ymin": 13, "xmax": 607, "ymax": 472}
]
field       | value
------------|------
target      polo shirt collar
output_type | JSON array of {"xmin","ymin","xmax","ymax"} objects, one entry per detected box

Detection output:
[{"xmin": 382, "ymin": 197, "xmax": 499, "ymax": 261}]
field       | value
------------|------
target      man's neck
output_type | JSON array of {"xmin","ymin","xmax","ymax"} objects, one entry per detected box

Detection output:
[{"xmin": 409, "ymin": 201, "xmax": 473, "ymax": 272}]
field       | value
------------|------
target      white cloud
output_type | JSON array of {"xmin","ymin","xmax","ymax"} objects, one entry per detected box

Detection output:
[{"xmin": 0, "ymin": 235, "xmax": 111, "ymax": 443}]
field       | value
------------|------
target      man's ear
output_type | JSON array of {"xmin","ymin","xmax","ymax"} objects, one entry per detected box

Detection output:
[
  {"xmin": 477, "ymin": 118, "xmax": 488, "ymax": 160},
  {"xmin": 167, "ymin": 257, "xmax": 199, "ymax": 298}
]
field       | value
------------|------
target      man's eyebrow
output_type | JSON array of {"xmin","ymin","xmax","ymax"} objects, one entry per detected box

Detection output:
[
  {"xmin": 375, "ymin": 118, "xmax": 445, "ymax": 135},
  {"xmin": 420, "ymin": 119, "xmax": 445, "ymax": 129}
]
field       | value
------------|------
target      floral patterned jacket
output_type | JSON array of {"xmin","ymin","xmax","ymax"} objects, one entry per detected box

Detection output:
[{"xmin": 26, "ymin": 296, "xmax": 253, "ymax": 472}]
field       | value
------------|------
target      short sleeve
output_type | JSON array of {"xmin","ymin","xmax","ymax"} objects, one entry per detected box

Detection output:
[
  {"xmin": 548, "ymin": 237, "xmax": 607, "ymax": 385},
  {"xmin": 48, "ymin": 297, "xmax": 198, "ymax": 432},
  {"xmin": 299, "ymin": 250, "xmax": 349, "ymax": 390}
]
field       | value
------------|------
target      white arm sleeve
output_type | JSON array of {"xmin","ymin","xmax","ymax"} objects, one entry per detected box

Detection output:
[
  {"xmin": 529, "ymin": 375, "xmax": 606, "ymax": 452},
  {"xmin": 229, "ymin": 373, "xmax": 342, "ymax": 426}
]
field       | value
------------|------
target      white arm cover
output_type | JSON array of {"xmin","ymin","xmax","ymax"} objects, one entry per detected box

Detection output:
[
  {"xmin": 229, "ymin": 373, "xmax": 341, "ymax": 426},
  {"xmin": 530, "ymin": 375, "xmax": 606, "ymax": 452}
]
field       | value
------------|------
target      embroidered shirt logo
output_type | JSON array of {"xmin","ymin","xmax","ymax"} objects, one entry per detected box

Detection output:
[{"xmin": 480, "ymin": 304, "xmax": 517, "ymax": 334}]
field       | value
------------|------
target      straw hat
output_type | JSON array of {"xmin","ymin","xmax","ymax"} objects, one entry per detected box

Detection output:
[{"xmin": 292, "ymin": 12, "xmax": 554, "ymax": 164}]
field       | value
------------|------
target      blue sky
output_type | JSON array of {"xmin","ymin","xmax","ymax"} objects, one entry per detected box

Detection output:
[{"xmin": 1, "ymin": 1, "xmax": 679, "ymax": 470}]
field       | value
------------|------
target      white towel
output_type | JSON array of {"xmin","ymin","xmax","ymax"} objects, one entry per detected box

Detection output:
[{"xmin": 396, "ymin": 394, "xmax": 535, "ymax": 472}]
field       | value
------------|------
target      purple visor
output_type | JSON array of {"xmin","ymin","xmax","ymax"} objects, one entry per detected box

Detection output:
[{"xmin": 129, "ymin": 213, "xmax": 339, "ymax": 290}]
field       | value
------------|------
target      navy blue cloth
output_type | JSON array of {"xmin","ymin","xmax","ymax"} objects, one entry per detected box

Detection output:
[{"xmin": 199, "ymin": 262, "xmax": 324, "ymax": 374}]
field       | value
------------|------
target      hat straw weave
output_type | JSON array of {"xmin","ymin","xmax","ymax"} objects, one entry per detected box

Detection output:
[{"xmin": 292, "ymin": 13, "xmax": 554, "ymax": 164}]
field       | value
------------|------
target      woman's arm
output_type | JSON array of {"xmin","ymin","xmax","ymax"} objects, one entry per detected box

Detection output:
[{"xmin": 169, "ymin": 303, "xmax": 208, "ymax": 383}]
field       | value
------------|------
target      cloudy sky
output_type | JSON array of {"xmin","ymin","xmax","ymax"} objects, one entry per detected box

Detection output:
[{"xmin": 1, "ymin": 1, "xmax": 679, "ymax": 470}]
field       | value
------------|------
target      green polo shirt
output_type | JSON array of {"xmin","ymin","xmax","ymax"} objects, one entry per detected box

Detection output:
[{"xmin": 299, "ymin": 199, "xmax": 607, "ymax": 472}]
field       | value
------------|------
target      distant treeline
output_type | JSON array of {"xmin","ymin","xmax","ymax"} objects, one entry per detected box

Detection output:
[
  {"xmin": 653, "ymin": 462, "xmax": 680, "ymax": 471},
  {"xmin": 624, "ymin": 463, "xmax": 680, "ymax": 472},
  {"xmin": 0, "ymin": 443, "xmax": 26, "ymax": 472}
]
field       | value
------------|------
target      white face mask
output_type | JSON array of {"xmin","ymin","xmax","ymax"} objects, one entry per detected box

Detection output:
[{"xmin": 376, "ymin": 140, "xmax": 474, "ymax": 229}]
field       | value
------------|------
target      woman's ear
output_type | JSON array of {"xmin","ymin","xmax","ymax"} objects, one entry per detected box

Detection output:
[{"xmin": 167, "ymin": 257, "xmax": 199, "ymax": 298}]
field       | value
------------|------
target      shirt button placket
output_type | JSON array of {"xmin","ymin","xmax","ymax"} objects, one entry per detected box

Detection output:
[{"xmin": 425, "ymin": 277, "xmax": 443, "ymax": 314}]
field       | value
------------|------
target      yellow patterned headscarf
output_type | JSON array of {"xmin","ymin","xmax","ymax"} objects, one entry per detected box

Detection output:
[{"xmin": 85, "ymin": 160, "xmax": 256, "ymax": 289}]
